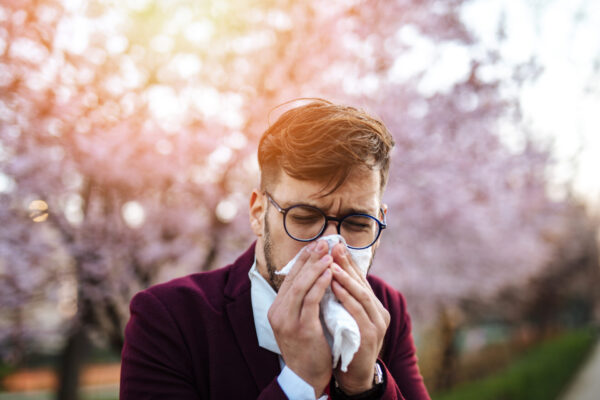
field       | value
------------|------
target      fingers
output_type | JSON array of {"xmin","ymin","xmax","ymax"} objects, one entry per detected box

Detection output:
[
  {"xmin": 330, "ymin": 243, "xmax": 383, "ymax": 323},
  {"xmin": 277, "ymin": 240, "xmax": 332, "ymax": 315},
  {"xmin": 300, "ymin": 268, "xmax": 332, "ymax": 322},
  {"xmin": 331, "ymin": 244, "xmax": 367, "ymax": 284},
  {"xmin": 286, "ymin": 252, "xmax": 332, "ymax": 313},
  {"xmin": 331, "ymin": 274, "xmax": 370, "ymax": 326},
  {"xmin": 331, "ymin": 264, "xmax": 390, "ymax": 330},
  {"xmin": 279, "ymin": 240, "xmax": 327, "ymax": 289},
  {"xmin": 278, "ymin": 242, "xmax": 314, "ymax": 292},
  {"xmin": 332, "ymin": 277, "xmax": 390, "ymax": 342}
]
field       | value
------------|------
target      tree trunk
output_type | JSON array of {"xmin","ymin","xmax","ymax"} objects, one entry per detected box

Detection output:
[
  {"xmin": 201, "ymin": 218, "xmax": 226, "ymax": 271},
  {"xmin": 433, "ymin": 307, "xmax": 459, "ymax": 391},
  {"xmin": 55, "ymin": 327, "xmax": 90, "ymax": 400}
]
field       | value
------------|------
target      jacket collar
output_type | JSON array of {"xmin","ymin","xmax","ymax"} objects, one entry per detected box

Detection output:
[{"xmin": 223, "ymin": 241, "xmax": 256, "ymax": 299}]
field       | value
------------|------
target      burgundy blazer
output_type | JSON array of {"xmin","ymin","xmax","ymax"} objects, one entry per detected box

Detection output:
[{"xmin": 120, "ymin": 243, "xmax": 430, "ymax": 399}]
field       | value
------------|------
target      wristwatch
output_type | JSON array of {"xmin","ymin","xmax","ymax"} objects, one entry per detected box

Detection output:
[{"xmin": 332, "ymin": 362, "xmax": 385, "ymax": 399}]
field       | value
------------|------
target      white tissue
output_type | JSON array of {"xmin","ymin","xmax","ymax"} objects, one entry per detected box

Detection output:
[{"xmin": 275, "ymin": 235, "xmax": 372, "ymax": 372}]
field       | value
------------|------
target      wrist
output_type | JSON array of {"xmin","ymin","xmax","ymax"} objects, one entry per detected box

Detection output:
[
  {"xmin": 336, "ymin": 378, "xmax": 373, "ymax": 395},
  {"xmin": 311, "ymin": 377, "xmax": 332, "ymax": 399},
  {"xmin": 278, "ymin": 365, "xmax": 331, "ymax": 400},
  {"xmin": 334, "ymin": 362, "xmax": 384, "ymax": 398}
]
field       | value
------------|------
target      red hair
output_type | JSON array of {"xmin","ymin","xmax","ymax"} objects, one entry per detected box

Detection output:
[{"xmin": 258, "ymin": 99, "xmax": 395, "ymax": 195}]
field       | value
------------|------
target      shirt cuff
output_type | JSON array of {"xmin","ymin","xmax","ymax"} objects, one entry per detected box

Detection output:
[{"xmin": 277, "ymin": 365, "xmax": 328, "ymax": 400}]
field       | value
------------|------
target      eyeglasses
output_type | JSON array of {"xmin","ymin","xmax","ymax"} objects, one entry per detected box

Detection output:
[{"xmin": 265, "ymin": 192, "xmax": 386, "ymax": 250}]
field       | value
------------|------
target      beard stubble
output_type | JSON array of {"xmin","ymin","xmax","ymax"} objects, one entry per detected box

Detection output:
[{"xmin": 263, "ymin": 216, "xmax": 286, "ymax": 292}]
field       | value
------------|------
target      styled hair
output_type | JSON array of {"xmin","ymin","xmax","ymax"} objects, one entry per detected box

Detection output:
[{"xmin": 258, "ymin": 99, "xmax": 395, "ymax": 196}]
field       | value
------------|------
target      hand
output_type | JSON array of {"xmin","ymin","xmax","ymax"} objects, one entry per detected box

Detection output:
[
  {"xmin": 267, "ymin": 240, "xmax": 334, "ymax": 397},
  {"xmin": 330, "ymin": 244, "xmax": 390, "ymax": 395}
]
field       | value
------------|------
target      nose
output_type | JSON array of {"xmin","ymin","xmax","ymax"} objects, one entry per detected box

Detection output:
[{"xmin": 321, "ymin": 219, "xmax": 340, "ymax": 237}]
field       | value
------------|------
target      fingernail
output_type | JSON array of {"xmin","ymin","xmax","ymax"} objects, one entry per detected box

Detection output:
[
  {"xmin": 321, "ymin": 254, "xmax": 332, "ymax": 263},
  {"xmin": 317, "ymin": 240, "xmax": 328, "ymax": 252},
  {"xmin": 307, "ymin": 242, "xmax": 317, "ymax": 251}
]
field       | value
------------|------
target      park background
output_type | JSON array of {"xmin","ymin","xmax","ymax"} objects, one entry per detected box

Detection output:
[{"xmin": 0, "ymin": 0, "xmax": 599, "ymax": 399}]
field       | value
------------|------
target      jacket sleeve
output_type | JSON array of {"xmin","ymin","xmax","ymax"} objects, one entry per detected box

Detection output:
[
  {"xmin": 120, "ymin": 290, "xmax": 201, "ymax": 399},
  {"xmin": 120, "ymin": 290, "xmax": 290, "ymax": 400},
  {"xmin": 256, "ymin": 379, "xmax": 289, "ymax": 399},
  {"xmin": 370, "ymin": 279, "xmax": 431, "ymax": 400}
]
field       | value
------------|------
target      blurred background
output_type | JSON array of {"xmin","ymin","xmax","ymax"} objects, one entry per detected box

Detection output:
[{"xmin": 0, "ymin": 0, "xmax": 599, "ymax": 399}]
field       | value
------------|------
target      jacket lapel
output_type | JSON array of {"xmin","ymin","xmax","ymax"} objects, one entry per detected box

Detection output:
[{"xmin": 225, "ymin": 243, "xmax": 280, "ymax": 391}]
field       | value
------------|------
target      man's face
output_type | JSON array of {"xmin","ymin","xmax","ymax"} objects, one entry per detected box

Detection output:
[{"xmin": 249, "ymin": 167, "xmax": 384, "ymax": 291}]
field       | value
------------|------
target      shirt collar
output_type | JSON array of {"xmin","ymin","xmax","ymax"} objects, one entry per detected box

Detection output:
[{"xmin": 248, "ymin": 259, "xmax": 281, "ymax": 355}]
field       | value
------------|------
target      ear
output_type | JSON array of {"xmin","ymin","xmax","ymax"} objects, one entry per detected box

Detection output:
[{"xmin": 249, "ymin": 189, "xmax": 266, "ymax": 237}]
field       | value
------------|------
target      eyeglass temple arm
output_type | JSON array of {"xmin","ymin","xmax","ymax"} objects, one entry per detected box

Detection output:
[
  {"xmin": 380, "ymin": 208, "xmax": 387, "ymax": 228},
  {"xmin": 266, "ymin": 192, "xmax": 285, "ymax": 214}
]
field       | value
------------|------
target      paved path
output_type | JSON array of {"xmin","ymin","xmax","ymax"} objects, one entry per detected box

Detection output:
[
  {"xmin": 559, "ymin": 338, "xmax": 600, "ymax": 400},
  {"xmin": 0, "ymin": 363, "xmax": 119, "ymax": 400},
  {"xmin": 0, "ymin": 384, "xmax": 118, "ymax": 400}
]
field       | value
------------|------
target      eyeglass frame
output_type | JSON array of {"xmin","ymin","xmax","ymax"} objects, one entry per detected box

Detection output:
[{"xmin": 264, "ymin": 191, "xmax": 387, "ymax": 250}]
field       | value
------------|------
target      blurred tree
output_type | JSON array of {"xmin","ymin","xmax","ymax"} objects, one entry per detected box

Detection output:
[
  {"xmin": 0, "ymin": 0, "xmax": 589, "ymax": 398},
  {"xmin": 493, "ymin": 201, "xmax": 600, "ymax": 334},
  {"xmin": 440, "ymin": 200, "xmax": 600, "ymax": 390}
]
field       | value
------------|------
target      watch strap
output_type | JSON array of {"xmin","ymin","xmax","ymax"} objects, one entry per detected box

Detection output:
[{"xmin": 332, "ymin": 361, "xmax": 385, "ymax": 400}]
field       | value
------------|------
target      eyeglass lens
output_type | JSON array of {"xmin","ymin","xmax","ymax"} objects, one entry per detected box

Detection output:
[{"xmin": 284, "ymin": 205, "xmax": 379, "ymax": 248}]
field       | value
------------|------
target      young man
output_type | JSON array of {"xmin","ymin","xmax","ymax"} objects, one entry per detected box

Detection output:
[{"xmin": 120, "ymin": 100, "xmax": 430, "ymax": 399}]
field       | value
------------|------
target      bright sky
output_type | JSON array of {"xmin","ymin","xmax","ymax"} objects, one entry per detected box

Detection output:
[{"xmin": 463, "ymin": 0, "xmax": 600, "ymax": 207}]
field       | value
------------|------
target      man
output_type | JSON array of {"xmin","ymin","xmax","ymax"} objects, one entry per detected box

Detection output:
[{"xmin": 120, "ymin": 100, "xmax": 430, "ymax": 399}]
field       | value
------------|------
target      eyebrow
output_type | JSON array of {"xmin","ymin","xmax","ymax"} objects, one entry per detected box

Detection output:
[
  {"xmin": 296, "ymin": 199, "xmax": 377, "ymax": 217},
  {"xmin": 342, "ymin": 207, "xmax": 375, "ymax": 215}
]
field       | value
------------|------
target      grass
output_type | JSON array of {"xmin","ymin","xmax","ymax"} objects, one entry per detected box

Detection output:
[
  {"xmin": 432, "ymin": 328, "xmax": 597, "ymax": 400},
  {"xmin": 0, "ymin": 364, "xmax": 16, "ymax": 392}
]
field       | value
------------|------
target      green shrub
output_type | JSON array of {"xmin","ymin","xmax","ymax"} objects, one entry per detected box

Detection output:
[{"xmin": 432, "ymin": 328, "xmax": 597, "ymax": 400}]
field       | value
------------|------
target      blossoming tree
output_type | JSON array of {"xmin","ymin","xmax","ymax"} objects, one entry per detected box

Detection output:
[{"xmin": 0, "ymin": 0, "xmax": 589, "ymax": 397}]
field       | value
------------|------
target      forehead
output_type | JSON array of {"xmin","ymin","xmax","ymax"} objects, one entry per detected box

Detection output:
[{"xmin": 271, "ymin": 168, "xmax": 381, "ymax": 213}]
